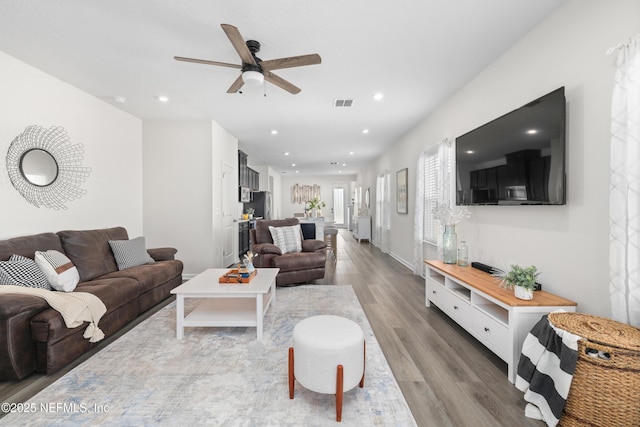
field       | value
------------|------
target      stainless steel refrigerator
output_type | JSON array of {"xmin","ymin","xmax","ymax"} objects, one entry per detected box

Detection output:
[{"xmin": 245, "ymin": 191, "xmax": 271, "ymax": 220}]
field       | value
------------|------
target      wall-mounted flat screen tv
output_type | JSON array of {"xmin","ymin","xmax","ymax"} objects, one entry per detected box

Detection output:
[{"xmin": 456, "ymin": 87, "xmax": 566, "ymax": 206}]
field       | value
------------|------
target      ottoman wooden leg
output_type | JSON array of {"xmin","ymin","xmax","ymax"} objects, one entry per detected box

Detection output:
[
  {"xmin": 336, "ymin": 364, "xmax": 344, "ymax": 422},
  {"xmin": 288, "ymin": 347, "xmax": 295, "ymax": 399},
  {"xmin": 360, "ymin": 341, "xmax": 366, "ymax": 388}
]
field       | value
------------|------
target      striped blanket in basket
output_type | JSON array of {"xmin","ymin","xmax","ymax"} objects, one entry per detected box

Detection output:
[{"xmin": 516, "ymin": 314, "xmax": 582, "ymax": 427}]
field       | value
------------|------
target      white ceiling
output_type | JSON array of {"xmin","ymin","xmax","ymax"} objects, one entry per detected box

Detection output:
[{"xmin": 0, "ymin": 0, "xmax": 564, "ymax": 175}]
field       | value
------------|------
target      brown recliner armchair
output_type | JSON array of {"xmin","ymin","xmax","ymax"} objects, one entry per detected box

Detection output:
[{"xmin": 250, "ymin": 218, "xmax": 327, "ymax": 286}]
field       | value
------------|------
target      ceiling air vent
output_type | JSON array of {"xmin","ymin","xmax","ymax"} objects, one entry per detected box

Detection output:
[{"xmin": 333, "ymin": 99, "xmax": 354, "ymax": 108}]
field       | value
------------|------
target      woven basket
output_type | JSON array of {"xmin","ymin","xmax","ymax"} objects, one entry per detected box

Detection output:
[{"xmin": 548, "ymin": 312, "xmax": 640, "ymax": 427}]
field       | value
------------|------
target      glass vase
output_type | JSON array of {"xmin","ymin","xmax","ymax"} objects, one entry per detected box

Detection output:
[{"xmin": 442, "ymin": 225, "xmax": 457, "ymax": 264}]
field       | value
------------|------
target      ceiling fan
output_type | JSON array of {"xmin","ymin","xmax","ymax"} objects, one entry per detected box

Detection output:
[{"xmin": 174, "ymin": 24, "xmax": 321, "ymax": 95}]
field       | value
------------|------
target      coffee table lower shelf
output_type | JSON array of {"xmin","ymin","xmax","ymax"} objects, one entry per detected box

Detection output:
[
  {"xmin": 180, "ymin": 293, "xmax": 273, "ymax": 338},
  {"xmin": 170, "ymin": 268, "xmax": 279, "ymax": 340}
]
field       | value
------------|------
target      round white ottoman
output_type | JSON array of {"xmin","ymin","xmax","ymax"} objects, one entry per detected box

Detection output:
[{"xmin": 288, "ymin": 315, "xmax": 365, "ymax": 422}]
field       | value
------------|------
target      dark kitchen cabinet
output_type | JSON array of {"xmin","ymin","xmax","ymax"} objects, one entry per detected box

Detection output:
[
  {"xmin": 238, "ymin": 150, "xmax": 260, "ymax": 194},
  {"xmin": 238, "ymin": 150, "xmax": 248, "ymax": 188},
  {"xmin": 248, "ymin": 167, "xmax": 259, "ymax": 191}
]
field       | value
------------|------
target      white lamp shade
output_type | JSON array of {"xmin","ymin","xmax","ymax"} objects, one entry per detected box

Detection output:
[{"xmin": 242, "ymin": 70, "xmax": 264, "ymax": 87}]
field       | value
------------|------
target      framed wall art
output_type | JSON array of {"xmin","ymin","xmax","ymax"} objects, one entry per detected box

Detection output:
[{"xmin": 396, "ymin": 168, "xmax": 408, "ymax": 214}]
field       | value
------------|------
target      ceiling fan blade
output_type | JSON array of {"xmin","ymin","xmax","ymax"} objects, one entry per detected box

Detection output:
[
  {"xmin": 221, "ymin": 24, "xmax": 256, "ymax": 66},
  {"xmin": 174, "ymin": 56, "xmax": 241, "ymax": 69},
  {"xmin": 261, "ymin": 54, "xmax": 322, "ymax": 71},
  {"xmin": 264, "ymin": 71, "xmax": 301, "ymax": 94},
  {"xmin": 227, "ymin": 75, "xmax": 244, "ymax": 93}
]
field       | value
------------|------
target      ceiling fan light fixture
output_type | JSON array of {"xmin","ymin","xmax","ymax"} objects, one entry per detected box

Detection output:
[{"xmin": 242, "ymin": 70, "xmax": 264, "ymax": 87}]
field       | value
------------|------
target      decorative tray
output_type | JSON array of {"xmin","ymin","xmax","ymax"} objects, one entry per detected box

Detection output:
[{"xmin": 219, "ymin": 269, "xmax": 257, "ymax": 284}]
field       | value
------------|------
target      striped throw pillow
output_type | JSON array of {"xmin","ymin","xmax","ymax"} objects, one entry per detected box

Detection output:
[
  {"xmin": 268, "ymin": 225, "xmax": 302, "ymax": 254},
  {"xmin": 35, "ymin": 250, "xmax": 80, "ymax": 292}
]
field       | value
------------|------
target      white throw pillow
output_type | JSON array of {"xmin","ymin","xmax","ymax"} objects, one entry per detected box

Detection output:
[
  {"xmin": 269, "ymin": 225, "xmax": 302, "ymax": 254},
  {"xmin": 35, "ymin": 250, "xmax": 80, "ymax": 292},
  {"xmin": 109, "ymin": 236, "xmax": 155, "ymax": 270}
]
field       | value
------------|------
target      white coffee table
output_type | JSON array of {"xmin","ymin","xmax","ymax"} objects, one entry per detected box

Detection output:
[{"xmin": 170, "ymin": 268, "xmax": 279, "ymax": 340}]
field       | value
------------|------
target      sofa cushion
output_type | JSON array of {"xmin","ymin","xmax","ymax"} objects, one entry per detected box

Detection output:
[
  {"xmin": 100, "ymin": 260, "xmax": 183, "ymax": 294},
  {"xmin": 108, "ymin": 236, "xmax": 155, "ymax": 270},
  {"xmin": 30, "ymin": 277, "xmax": 141, "ymax": 344},
  {"xmin": 272, "ymin": 252, "xmax": 326, "ymax": 273},
  {"xmin": 34, "ymin": 250, "xmax": 79, "ymax": 292},
  {"xmin": 0, "ymin": 255, "xmax": 52, "ymax": 290},
  {"xmin": 0, "ymin": 232, "xmax": 64, "ymax": 261},
  {"xmin": 255, "ymin": 218, "xmax": 299, "ymax": 244},
  {"xmin": 57, "ymin": 227, "xmax": 128, "ymax": 282},
  {"xmin": 269, "ymin": 225, "xmax": 302, "ymax": 254}
]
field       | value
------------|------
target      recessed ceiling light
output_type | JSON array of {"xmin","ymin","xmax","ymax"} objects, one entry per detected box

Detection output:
[
  {"xmin": 466, "ymin": 150, "xmax": 475, "ymax": 154},
  {"xmin": 271, "ymin": 130, "xmax": 278, "ymax": 135},
  {"xmin": 362, "ymin": 129, "xmax": 369, "ymax": 134},
  {"xmin": 338, "ymin": 170, "xmax": 343, "ymax": 173},
  {"xmin": 349, "ymin": 151, "xmax": 355, "ymax": 155},
  {"xmin": 291, "ymin": 163, "xmax": 296, "ymax": 167},
  {"xmin": 113, "ymin": 96, "xmax": 127, "ymax": 104},
  {"xmin": 373, "ymin": 92, "xmax": 384, "ymax": 101},
  {"xmin": 526, "ymin": 129, "xmax": 538, "ymax": 134},
  {"xmin": 156, "ymin": 95, "xmax": 170, "ymax": 103},
  {"xmin": 342, "ymin": 163, "xmax": 347, "ymax": 166},
  {"xmin": 295, "ymin": 170, "xmax": 299, "ymax": 173},
  {"xmin": 284, "ymin": 152, "xmax": 290, "ymax": 156}
]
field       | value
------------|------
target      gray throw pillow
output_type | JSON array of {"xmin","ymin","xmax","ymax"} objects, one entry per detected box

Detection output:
[{"xmin": 108, "ymin": 236, "xmax": 155, "ymax": 270}]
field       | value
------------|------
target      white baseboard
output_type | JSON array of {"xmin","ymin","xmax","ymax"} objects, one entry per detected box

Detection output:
[{"xmin": 389, "ymin": 252, "xmax": 413, "ymax": 271}]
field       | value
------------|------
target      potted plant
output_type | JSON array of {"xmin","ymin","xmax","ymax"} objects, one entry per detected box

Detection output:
[
  {"xmin": 306, "ymin": 198, "xmax": 326, "ymax": 218},
  {"xmin": 493, "ymin": 264, "xmax": 540, "ymax": 300},
  {"xmin": 246, "ymin": 208, "xmax": 255, "ymax": 219}
]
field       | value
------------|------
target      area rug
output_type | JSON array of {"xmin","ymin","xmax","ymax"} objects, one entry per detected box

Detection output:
[{"xmin": 3, "ymin": 285, "xmax": 417, "ymax": 426}]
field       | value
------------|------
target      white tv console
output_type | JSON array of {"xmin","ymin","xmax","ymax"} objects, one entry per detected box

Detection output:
[{"xmin": 425, "ymin": 260, "xmax": 577, "ymax": 383}]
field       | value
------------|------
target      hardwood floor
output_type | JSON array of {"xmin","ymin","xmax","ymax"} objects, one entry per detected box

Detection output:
[
  {"xmin": 318, "ymin": 230, "xmax": 539, "ymax": 427},
  {"xmin": 1, "ymin": 229, "xmax": 538, "ymax": 426}
]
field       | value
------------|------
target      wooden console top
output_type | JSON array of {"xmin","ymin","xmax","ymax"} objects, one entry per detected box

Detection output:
[{"xmin": 425, "ymin": 260, "xmax": 577, "ymax": 307}]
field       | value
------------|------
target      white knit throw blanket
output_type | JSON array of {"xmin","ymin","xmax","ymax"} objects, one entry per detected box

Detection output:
[{"xmin": 0, "ymin": 285, "xmax": 106, "ymax": 342}]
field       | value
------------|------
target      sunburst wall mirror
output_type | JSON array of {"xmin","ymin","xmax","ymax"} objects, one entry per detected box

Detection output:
[{"xmin": 6, "ymin": 125, "xmax": 91, "ymax": 210}]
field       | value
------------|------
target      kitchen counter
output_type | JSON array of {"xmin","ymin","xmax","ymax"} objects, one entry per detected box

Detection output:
[{"xmin": 236, "ymin": 217, "xmax": 263, "ymax": 223}]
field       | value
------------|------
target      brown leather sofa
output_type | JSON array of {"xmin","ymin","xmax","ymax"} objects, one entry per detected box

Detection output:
[
  {"xmin": 250, "ymin": 218, "xmax": 327, "ymax": 286},
  {"xmin": 0, "ymin": 227, "xmax": 183, "ymax": 380}
]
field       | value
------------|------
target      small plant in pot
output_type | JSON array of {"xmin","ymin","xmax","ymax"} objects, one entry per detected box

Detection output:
[
  {"xmin": 246, "ymin": 208, "xmax": 255, "ymax": 219},
  {"xmin": 493, "ymin": 264, "xmax": 540, "ymax": 300}
]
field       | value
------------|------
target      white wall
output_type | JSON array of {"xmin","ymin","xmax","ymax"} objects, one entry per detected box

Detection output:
[
  {"xmin": 280, "ymin": 174, "xmax": 357, "ymax": 220},
  {"xmin": 359, "ymin": 0, "xmax": 640, "ymax": 318},
  {"xmin": 0, "ymin": 52, "xmax": 143, "ymax": 239},
  {"xmin": 143, "ymin": 120, "xmax": 238, "ymax": 276},
  {"xmin": 248, "ymin": 164, "xmax": 282, "ymax": 219}
]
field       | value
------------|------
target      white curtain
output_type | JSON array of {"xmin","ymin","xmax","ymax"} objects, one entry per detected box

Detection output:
[
  {"xmin": 609, "ymin": 34, "xmax": 640, "ymax": 327},
  {"xmin": 413, "ymin": 152, "xmax": 426, "ymax": 275},
  {"xmin": 435, "ymin": 138, "xmax": 454, "ymax": 259},
  {"xmin": 375, "ymin": 171, "xmax": 391, "ymax": 253}
]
